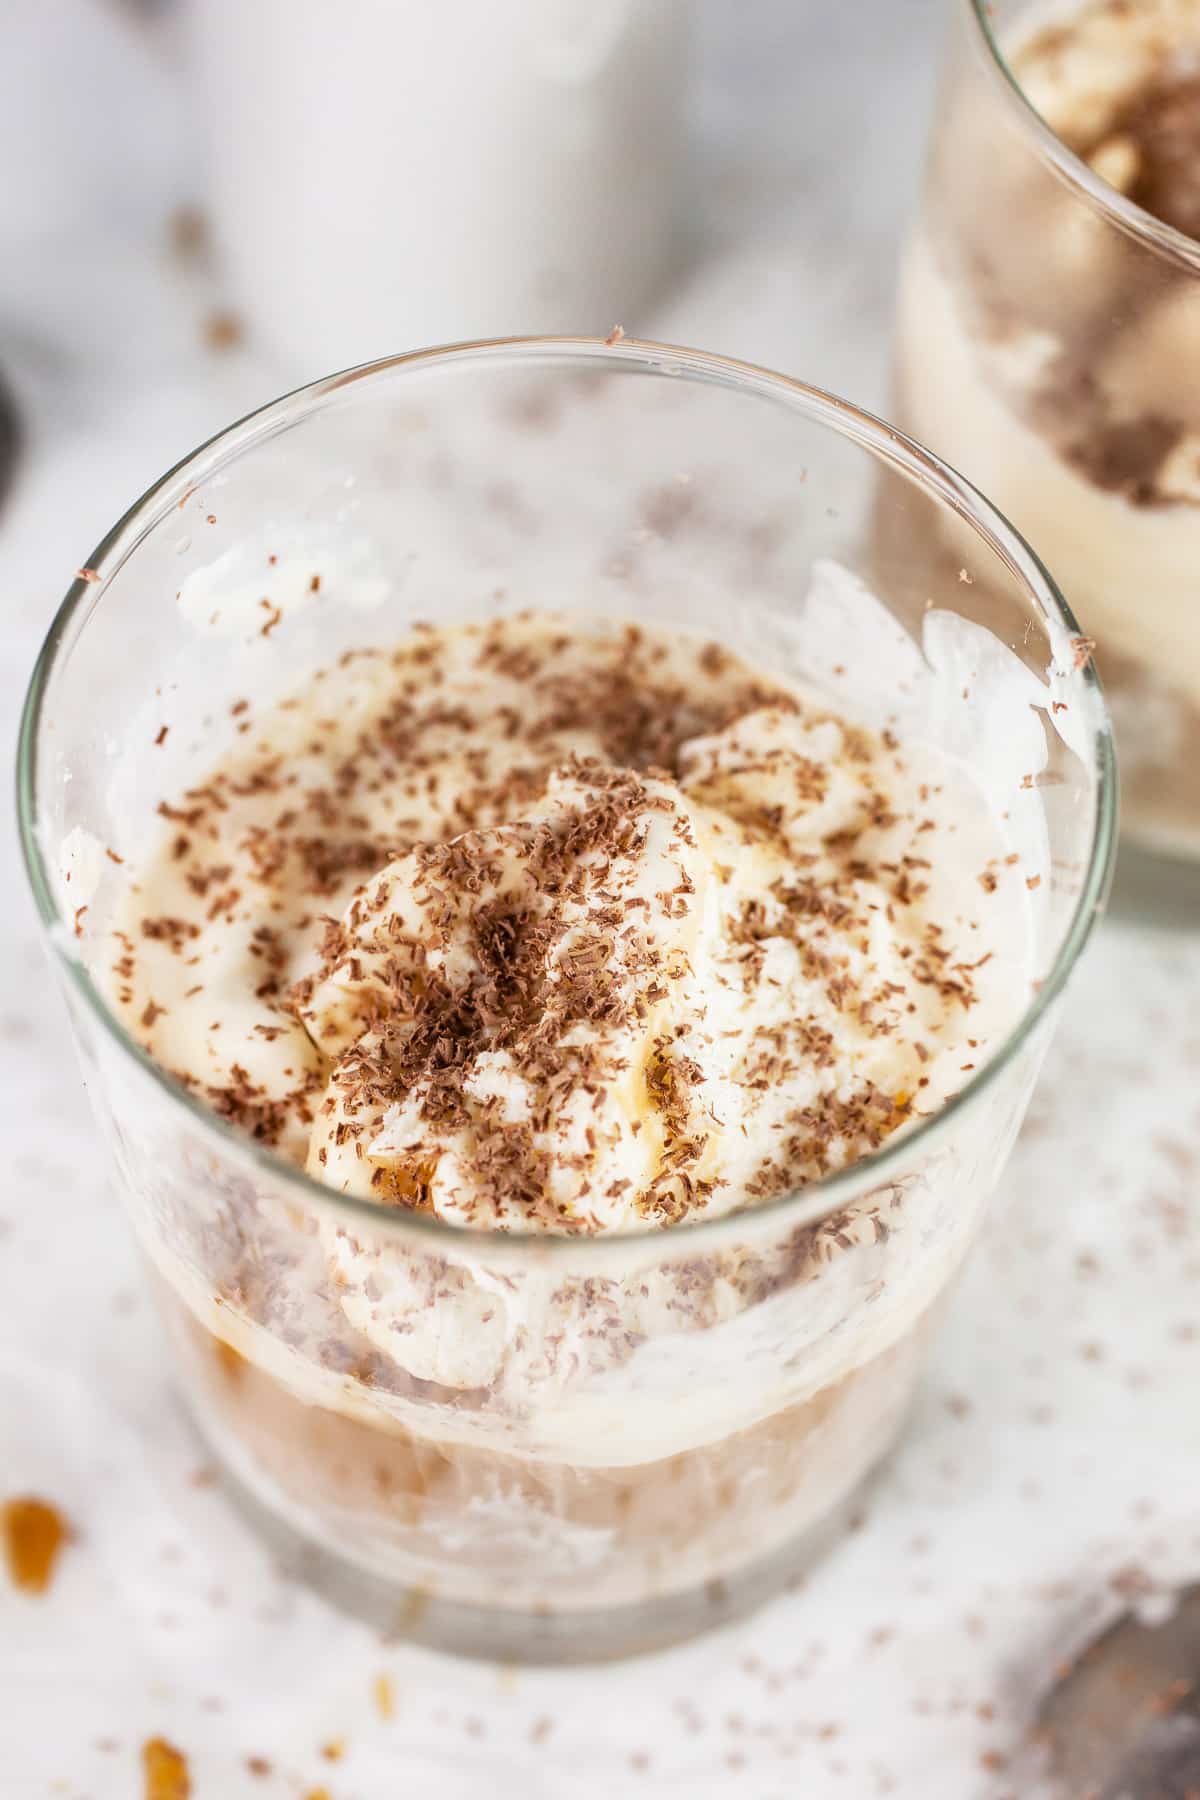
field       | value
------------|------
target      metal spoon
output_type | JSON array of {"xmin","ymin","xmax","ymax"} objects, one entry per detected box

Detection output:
[{"xmin": 1037, "ymin": 1584, "xmax": 1200, "ymax": 1797}]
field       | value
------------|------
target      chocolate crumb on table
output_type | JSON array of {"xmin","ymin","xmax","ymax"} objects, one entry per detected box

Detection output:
[
  {"xmin": 2, "ymin": 1496, "xmax": 69, "ymax": 1594},
  {"xmin": 202, "ymin": 309, "xmax": 244, "ymax": 352},
  {"xmin": 141, "ymin": 1737, "xmax": 191, "ymax": 1800}
]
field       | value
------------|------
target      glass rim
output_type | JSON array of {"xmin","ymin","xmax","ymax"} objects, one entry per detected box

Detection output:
[
  {"xmin": 16, "ymin": 334, "xmax": 1118, "ymax": 1257},
  {"xmin": 966, "ymin": 0, "xmax": 1200, "ymax": 274}
]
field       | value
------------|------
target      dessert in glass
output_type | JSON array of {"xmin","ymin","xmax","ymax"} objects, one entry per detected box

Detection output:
[
  {"xmin": 896, "ymin": 0, "xmax": 1200, "ymax": 867},
  {"xmin": 18, "ymin": 340, "xmax": 1114, "ymax": 1659}
]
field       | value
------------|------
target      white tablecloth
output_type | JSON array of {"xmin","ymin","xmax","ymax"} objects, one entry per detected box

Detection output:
[{"xmin": 4, "ymin": 4, "xmax": 1197, "ymax": 1795}]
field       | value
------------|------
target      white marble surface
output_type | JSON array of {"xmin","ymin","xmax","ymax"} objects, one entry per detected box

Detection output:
[{"xmin": 3, "ymin": 4, "xmax": 1199, "ymax": 1797}]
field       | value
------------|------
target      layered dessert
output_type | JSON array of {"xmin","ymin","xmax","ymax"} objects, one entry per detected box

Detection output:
[
  {"xmin": 107, "ymin": 614, "xmax": 1029, "ymax": 1616},
  {"xmin": 896, "ymin": 0, "xmax": 1200, "ymax": 857}
]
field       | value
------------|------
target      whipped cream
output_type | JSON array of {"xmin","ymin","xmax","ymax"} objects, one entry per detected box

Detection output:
[
  {"xmin": 110, "ymin": 615, "xmax": 1030, "ymax": 1427},
  {"xmin": 299, "ymin": 709, "xmax": 991, "ymax": 1231}
]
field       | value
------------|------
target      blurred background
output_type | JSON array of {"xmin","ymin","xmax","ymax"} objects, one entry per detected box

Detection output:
[{"xmin": 0, "ymin": 2, "xmax": 940, "ymax": 552}]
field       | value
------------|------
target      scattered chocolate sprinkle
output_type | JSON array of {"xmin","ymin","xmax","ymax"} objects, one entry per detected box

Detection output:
[
  {"xmin": 168, "ymin": 205, "xmax": 208, "ymax": 259},
  {"xmin": 141, "ymin": 1737, "xmax": 191, "ymax": 1800},
  {"xmin": 2, "ymin": 1496, "xmax": 69, "ymax": 1593},
  {"xmin": 141, "ymin": 915, "xmax": 201, "ymax": 953},
  {"xmin": 203, "ymin": 309, "xmax": 243, "ymax": 352}
]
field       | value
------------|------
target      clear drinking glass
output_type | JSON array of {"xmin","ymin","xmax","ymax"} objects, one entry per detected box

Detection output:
[
  {"xmin": 895, "ymin": 0, "xmax": 1200, "ymax": 870},
  {"xmin": 18, "ymin": 340, "xmax": 1115, "ymax": 1660}
]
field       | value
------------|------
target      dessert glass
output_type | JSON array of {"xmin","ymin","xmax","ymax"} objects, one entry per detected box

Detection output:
[
  {"xmin": 18, "ymin": 340, "xmax": 1115, "ymax": 1660},
  {"xmin": 895, "ymin": 0, "xmax": 1200, "ymax": 870}
]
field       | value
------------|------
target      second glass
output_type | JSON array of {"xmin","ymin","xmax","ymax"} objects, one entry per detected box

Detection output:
[{"xmin": 895, "ymin": 0, "xmax": 1200, "ymax": 867}]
